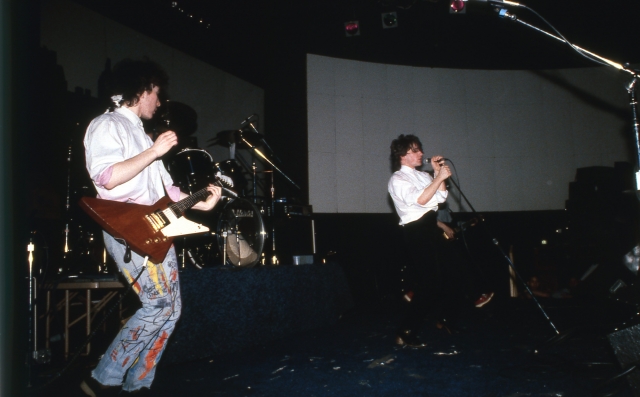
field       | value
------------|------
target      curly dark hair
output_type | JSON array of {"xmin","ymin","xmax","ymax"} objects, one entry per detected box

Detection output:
[
  {"xmin": 110, "ymin": 58, "xmax": 169, "ymax": 107},
  {"xmin": 390, "ymin": 134, "xmax": 423, "ymax": 171}
]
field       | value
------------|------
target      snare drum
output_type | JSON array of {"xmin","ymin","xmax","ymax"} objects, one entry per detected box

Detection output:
[{"xmin": 166, "ymin": 148, "xmax": 215, "ymax": 195}]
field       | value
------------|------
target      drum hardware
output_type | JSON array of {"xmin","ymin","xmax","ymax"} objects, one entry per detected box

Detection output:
[
  {"xmin": 221, "ymin": 229, "xmax": 228, "ymax": 265},
  {"xmin": 186, "ymin": 248, "xmax": 205, "ymax": 270},
  {"xmin": 242, "ymin": 115, "xmax": 282, "ymax": 165},
  {"xmin": 26, "ymin": 236, "xmax": 52, "ymax": 372},
  {"xmin": 171, "ymin": 198, "xmax": 265, "ymax": 269},
  {"xmin": 178, "ymin": 237, "xmax": 206, "ymax": 270},
  {"xmin": 236, "ymin": 130, "xmax": 300, "ymax": 190},
  {"xmin": 196, "ymin": 115, "xmax": 314, "ymax": 266},
  {"xmin": 61, "ymin": 143, "xmax": 73, "ymax": 273}
]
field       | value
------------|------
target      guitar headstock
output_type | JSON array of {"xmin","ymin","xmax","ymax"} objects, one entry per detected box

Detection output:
[
  {"xmin": 215, "ymin": 172, "xmax": 234, "ymax": 188},
  {"xmin": 214, "ymin": 175, "xmax": 238, "ymax": 197}
]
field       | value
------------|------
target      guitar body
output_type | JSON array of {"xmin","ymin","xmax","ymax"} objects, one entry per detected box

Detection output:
[
  {"xmin": 442, "ymin": 217, "xmax": 480, "ymax": 242},
  {"xmin": 78, "ymin": 196, "xmax": 208, "ymax": 263}
]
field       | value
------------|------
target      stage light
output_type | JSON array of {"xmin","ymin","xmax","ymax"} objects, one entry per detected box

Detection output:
[
  {"xmin": 344, "ymin": 21, "xmax": 360, "ymax": 37},
  {"xmin": 381, "ymin": 12, "xmax": 398, "ymax": 29},
  {"xmin": 449, "ymin": 0, "xmax": 466, "ymax": 13}
]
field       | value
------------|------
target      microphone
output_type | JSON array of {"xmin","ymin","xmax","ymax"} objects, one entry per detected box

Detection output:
[{"xmin": 425, "ymin": 158, "xmax": 449, "ymax": 163}]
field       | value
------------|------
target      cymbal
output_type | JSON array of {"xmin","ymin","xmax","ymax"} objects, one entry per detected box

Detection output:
[
  {"xmin": 144, "ymin": 101, "xmax": 198, "ymax": 136},
  {"xmin": 207, "ymin": 128, "xmax": 264, "ymax": 147},
  {"xmin": 207, "ymin": 130, "xmax": 238, "ymax": 147}
]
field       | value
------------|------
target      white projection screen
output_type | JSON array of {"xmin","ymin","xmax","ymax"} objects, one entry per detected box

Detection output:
[{"xmin": 307, "ymin": 54, "xmax": 634, "ymax": 214}]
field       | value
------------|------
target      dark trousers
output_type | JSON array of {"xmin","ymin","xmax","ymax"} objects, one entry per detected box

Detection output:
[{"xmin": 399, "ymin": 211, "xmax": 444, "ymax": 333}]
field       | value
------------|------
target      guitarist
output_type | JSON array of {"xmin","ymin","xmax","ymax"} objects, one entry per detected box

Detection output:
[{"xmin": 81, "ymin": 59, "xmax": 221, "ymax": 396}]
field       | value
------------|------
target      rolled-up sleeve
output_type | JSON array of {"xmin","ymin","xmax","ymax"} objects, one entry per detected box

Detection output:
[
  {"xmin": 85, "ymin": 118, "xmax": 124, "ymax": 187},
  {"xmin": 390, "ymin": 174, "xmax": 447, "ymax": 208}
]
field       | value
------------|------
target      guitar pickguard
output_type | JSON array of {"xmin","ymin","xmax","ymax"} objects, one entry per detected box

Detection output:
[{"xmin": 160, "ymin": 208, "xmax": 210, "ymax": 237}]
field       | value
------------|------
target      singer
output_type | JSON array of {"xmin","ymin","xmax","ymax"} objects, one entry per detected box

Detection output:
[{"xmin": 387, "ymin": 134, "xmax": 451, "ymax": 348}]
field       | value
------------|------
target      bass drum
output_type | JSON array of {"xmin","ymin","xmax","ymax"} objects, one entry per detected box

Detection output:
[
  {"xmin": 217, "ymin": 198, "xmax": 265, "ymax": 267},
  {"xmin": 166, "ymin": 148, "xmax": 215, "ymax": 195}
]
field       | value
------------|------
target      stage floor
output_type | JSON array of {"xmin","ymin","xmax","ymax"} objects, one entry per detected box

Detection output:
[{"xmin": 28, "ymin": 295, "xmax": 637, "ymax": 397}]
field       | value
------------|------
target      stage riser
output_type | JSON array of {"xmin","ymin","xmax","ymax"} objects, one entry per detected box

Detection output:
[{"xmin": 162, "ymin": 262, "xmax": 353, "ymax": 364}]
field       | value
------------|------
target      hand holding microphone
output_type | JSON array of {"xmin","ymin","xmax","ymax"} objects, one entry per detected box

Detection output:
[
  {"xmin": 424, "ymin": 157, "xmax": 448, "ymax": 164},
  {"xmin": 425, "ymin": 156, "xmax": 451, "ymax": 181}
]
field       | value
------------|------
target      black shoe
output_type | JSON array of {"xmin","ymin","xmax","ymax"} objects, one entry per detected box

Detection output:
[
  {"xmin": 80, "ymin": 374, "xmax": 120, "ymax": 397},
  {"xmin": 396, "ymin": 330, "xmax": 427, "ymax": 348},
  {"xmin": 474, "ymin": 292, "xmax": 495, "ymax": 308}
]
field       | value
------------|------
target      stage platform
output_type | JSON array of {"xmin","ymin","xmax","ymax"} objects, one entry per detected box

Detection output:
[{"xmin": 162, "ymin": 261, "xmax": 354, "ymax": 364}]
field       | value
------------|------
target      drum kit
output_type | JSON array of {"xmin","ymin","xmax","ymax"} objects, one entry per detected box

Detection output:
[
  {"xmin": 50, "ymin": 105, "xmax": 298, "ymax": 275},
  {"xmin": 155, "ymin": 111, "xmax": 301, "ymax": 269}
]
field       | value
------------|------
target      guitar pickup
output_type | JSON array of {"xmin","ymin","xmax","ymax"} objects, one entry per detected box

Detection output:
[{"xmin": 145, "ymin": 210, "xmax": 170, "ymax": 232}]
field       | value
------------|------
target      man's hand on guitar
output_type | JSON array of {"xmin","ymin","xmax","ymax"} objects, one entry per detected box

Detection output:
[
  {"xmin": 437, "ymin": 221, "xmax": 455, "ymax": 240},
  {"xmin": 193, "ymin": 184, "xmax": 222, "ymax": 211}
]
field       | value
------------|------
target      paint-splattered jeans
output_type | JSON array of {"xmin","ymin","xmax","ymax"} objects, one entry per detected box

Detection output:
[{"xmin": 92, "ymin": 231, "xmax": 182, "ymax": 392}]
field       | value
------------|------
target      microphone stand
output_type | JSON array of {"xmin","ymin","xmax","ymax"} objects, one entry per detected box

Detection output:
[
  {"xmin": 484, "ymin": 3, "xmax": 640, "ymax": 352},
  {"xmin": 446, "ymin": 173, "xmax": 560, "ymax": 335},
  {"xmin": 238, "ymin": 132, "xmax": 300, "ymax": 191},
  {"xmin": 490, "ymin": 3, "xmax": 640, "ymax": 197}
]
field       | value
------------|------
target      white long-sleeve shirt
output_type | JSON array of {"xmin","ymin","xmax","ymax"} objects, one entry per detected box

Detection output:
[
  {"xmin": 84, "ymin": 107, "xmax": 179, "ymax": 205},
  {"xmin": 388, "ymin": 165, "xmax": 448, "ymax": 225}
]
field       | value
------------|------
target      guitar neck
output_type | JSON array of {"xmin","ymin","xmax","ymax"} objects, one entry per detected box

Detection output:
[{"xmin": 169, "ymin": 188, "xmax": 210, "ymax": 216}]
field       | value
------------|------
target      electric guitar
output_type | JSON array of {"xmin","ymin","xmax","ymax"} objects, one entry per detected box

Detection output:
[
  {"xmin": 441, "ymin": 216, "xmax": 482, "ymax": 241},
  {"xmin": 78, "ymin": 180, "xmax": 236, "ymax": 263}
]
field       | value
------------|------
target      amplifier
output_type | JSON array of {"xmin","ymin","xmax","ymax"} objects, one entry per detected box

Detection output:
[
  {"xmin": 273, "ymin": 201, "xmax": 313, "ymax": 218},
  {"xmin": 271, "ymin": 217, "xmax": 316, "ymax": 265}
]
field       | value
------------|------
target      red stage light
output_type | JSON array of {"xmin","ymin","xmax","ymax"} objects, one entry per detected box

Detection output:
[
  {"xmin": 344, "ymin": 21, "xmax": 360, "ymax": 37},
  {"xmin": 450, "ymin": 0, "xmax": 466, "ymax": 13}
]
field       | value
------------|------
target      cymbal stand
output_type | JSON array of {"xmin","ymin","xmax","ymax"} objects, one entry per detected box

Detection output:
[
  {"xmin": 61, "ymin": 143, "xmax": 72, "ymax": 273},
  {"xmin": 222, "ymin": 227, "xmax": 228, "ymax": 266},
  {"xmin": 242, "ymin": 117, "xmax": 282, "ymax": 164},
  {"xmin": 26, "ymin": 238, "xmax": 34, "ymax": 385},
  {"xmin": 238, "ymin": 132, "xmax": 298, "ymax": 265},
  {"xmin": 252, "ymin": 162, "xmax": 257, "ymax": 203},
  {"xmin": 268, "ymin": 168, "xmax": 277, "ymax": 265},
  {"xmin": 238, "ymin": 134, "xmax": 300, "ymax": 190},
  {"xmin": 446, "ymin": 173, "xmax": 560, "ymax": 335},
  {"xmin": 26, "ymin": 237, "xmax": 51, "ymax": 386}
]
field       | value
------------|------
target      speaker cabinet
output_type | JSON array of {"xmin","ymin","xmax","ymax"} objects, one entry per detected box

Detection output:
[{"xmin": 270, "ymin": 217, "xmax": 315, "ymax": 265}]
